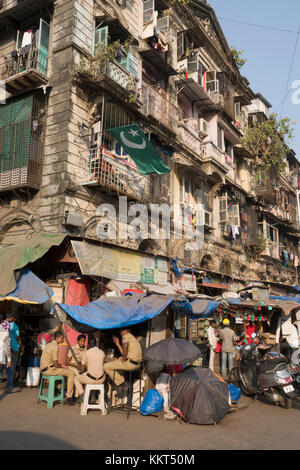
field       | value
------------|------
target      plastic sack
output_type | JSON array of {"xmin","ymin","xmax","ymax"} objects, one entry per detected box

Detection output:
[
  {"xmin": 140, "ymin": 389, "xmax": 164, "ymax": 415},
  {"xmin": 229, "ymin": 383, "xmax": 241, "ymax": 402}
]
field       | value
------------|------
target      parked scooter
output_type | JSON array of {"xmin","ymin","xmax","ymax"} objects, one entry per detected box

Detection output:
[
  {"xmin": 289, "ymin": 348, "xmax": 300, "ymax": 395},
  {"xmin": 230, "ymin": 335, "xmax": 297, "ymax": 409}
]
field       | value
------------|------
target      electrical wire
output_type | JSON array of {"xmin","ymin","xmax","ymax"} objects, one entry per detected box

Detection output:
[{"xmin": 217, "ymin": 17, "xmax": 299, "ymax": 35}]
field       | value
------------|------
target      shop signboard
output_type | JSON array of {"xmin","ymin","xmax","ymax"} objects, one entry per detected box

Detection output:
[
  {"xmin": 202, "ymin": 276, "xmax": 228, "ymax": 290},
  {"xmin": 71, "ymin": 240, "xmax": 168, "ymax": 285}
]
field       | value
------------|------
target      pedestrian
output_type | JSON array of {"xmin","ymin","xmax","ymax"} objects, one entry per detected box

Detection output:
[
  {"xmin": 0, "ymin": 321, "xmax": 11, "ymax": 391},
  {"xmin": 74, "ymin": 337, "xmax": 106, "ymax": 404},
  {"xmin": 40, "ymin": 331, "xmax": 75, "ymax": 406},
  {"xmin": 220, "ymin": 319, "xmax": 236, "ymax": 378},
  {"xmin": 5, "ymin": 315, "xmax": 21, "ymax": 391},
  {"xmin": 207, "ymin": 320, "xmax": 218, "ymax": 371}
]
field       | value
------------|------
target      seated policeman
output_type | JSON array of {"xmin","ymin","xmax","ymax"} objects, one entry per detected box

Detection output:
[
  {"xmin": 74, "ymin": 337, "xmax": 106, "ymax": 403},
  {"xmin": 103, "ymin": 328, "xmax": 142, "ymax": 387},
  {"xmin": 67, "ymin": 334, "xmax": 87, "ymax": 376},
  {"xmin": 40, "ymin": 331, "xmax": 75, "ymax": 406}
]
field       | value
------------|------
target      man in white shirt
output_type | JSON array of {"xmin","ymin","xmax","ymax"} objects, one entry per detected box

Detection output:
[
  {"xmin": 207, "ymin": 320, "xmax": 218, "ymax": 371},
  {"xmin": 284, "ymin": 323, "xmax": 299, "ymax": 351},
  {"xmin": 0, "ymin": 323, "xmax": 11, "ymax": 390}
]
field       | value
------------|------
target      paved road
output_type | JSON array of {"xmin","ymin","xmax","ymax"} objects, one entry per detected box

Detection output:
[{"xmin": 0, "ymin": 386, "xmax": 300, "ymax": 450}]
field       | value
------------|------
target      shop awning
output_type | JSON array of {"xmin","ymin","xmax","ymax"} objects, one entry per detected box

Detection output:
[
  {"xmin": 57, "ymin": 294, "xmax": 174, "ymax": 330},
  {"xmin": 0, "ymin": 268, "xmax": 53, "ymax": 305},
  {"xmin": 173, "ymin": 298, "xmax": 221, "ymax": 318},
  {"xmin": 0, "ymin": 232, "xmax": 66, "ymax": 296},
  {"xmin": 227, "ymin": 298, "xmax": 300, "ymax": 316}
]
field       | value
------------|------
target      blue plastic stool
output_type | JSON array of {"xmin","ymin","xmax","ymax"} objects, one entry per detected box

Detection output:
[{"xmin": 38, "ymin": 374, "xmax": 65, "ymax": 408}]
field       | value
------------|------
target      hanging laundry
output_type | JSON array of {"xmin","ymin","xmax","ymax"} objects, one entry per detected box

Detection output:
[{"xmin": 231, "ymin": 225, "xmax": 240, "ymax": 240}]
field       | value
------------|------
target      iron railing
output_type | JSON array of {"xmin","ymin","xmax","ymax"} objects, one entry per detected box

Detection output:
[
  {"xmin": 141, "ymin": 86, "xmax": 182, "ymax": 132},
  {"xmin": 1, "ymin": 46, "xmax": 49, "ymax": 80}
]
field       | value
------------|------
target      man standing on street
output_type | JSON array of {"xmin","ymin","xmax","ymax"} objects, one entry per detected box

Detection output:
[
  {"xmin": 207, "ymin": 320, "xmax": 218, "ymax": 371},
  {"xmin": 0, "ymin": 320, "xmax": 11, "ymax": 391},
  {"xmin": 220, "ymin": 319, "xmax": 236, "ymax": 378},
  {"xmin": 40, "ymin": 331, "xmax": 75, "ymax": 405},
  {"xmin": 74, "ymin": 337, "xmax": 106, "ymax": 404},
  {"xmin": 6, "ymin": 315, "xmax": 21, "ymax": 391}
]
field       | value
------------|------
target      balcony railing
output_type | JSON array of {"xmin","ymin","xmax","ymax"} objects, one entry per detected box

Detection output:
[
  {"xmin": 0, "ymin": 46, "xmax": 49, "ymax": 93},
  {"xmin": 81, "ymin": 144, "xmax": 150, "ymax": 202},
  {"xmin": 263, "ymin": 242, "xmax": 280, "ymax": 259},
  {"xmin": 177, "ymin": 119, "xmax": 201, "ymax": 155},
  {"xmin": 202, "ymin": 142, "xmax": 231, "ymax": 173},
  {"xmin": 141, "ymin": 86, "xmax": 182, "ymax": 132},
  {"xmin": 76, "ymin": 58, "xmax": 139, "ymax": 101}
]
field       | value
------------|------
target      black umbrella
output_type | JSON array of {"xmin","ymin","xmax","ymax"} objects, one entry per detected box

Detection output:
[
  {"xmin": 170, "ymin": 366, "xmax": 231, "ymax": 425},
  {"xmin": 143, "ymin": 338, "xmax": 202, "ymax": 365}
]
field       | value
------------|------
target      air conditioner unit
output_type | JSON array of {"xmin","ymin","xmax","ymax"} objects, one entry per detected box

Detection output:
[
  {"xmin": 157, "ymin": 15, "xmax": 169, "ymax": 33},
  {"xmin": 177, "ymin": 58, "xmax": 188, "ymax": 74},
  {"xmin": 204, "ymin": 211, "xmax": 212, "ymax": 226},
  {"xmin": 64, "ymin": 211, "xmax": 84, "ymax": 228},
  {"xmin": 198, "ymin": 118, "xmax": 209, "ymax": 136}
]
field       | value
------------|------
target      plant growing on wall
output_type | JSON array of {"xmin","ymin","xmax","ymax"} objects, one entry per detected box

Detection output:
[
  {"xmin": 230, "ymin": 46, "xmax": 247, "ymax": 69},
  {"xmin": 242, "ymin": 113, "xmax": 294, "ymax": 176},
  {"xmin": 73, "ymin": 36, "xmax": 134, "ymax": 80},
  {"xmin": 169, "ymin": 0, "xmax": 190, "ymax": 5}
]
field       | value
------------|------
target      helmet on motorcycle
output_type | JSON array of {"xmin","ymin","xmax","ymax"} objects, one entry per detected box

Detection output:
[{"xmin": 223, "ymin": 318, "xmax": 230, "ymax": 326}]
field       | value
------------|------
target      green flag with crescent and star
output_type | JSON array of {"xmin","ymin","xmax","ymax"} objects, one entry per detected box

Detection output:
[{"xmin": 108, "ymin": 124, "xmax": 170, "ymax": 175}]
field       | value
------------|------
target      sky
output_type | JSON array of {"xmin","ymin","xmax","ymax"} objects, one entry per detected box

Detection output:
[{"xmin": 208, "ymin": 0, "xmax": 300, "ymax": 157}]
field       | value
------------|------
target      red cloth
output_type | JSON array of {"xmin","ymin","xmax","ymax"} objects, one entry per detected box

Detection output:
[
  {"xmin": 246, "ymin": 325, "xmax": 256, "ymax": 344},
  {"xmin": 66, "ymin": 278, "xmax": 91, "ymax": 306},
  {"xmin": 64, "ymin": 324, "xmax": 88, "ymax": 348},
  {"xmin": 38, "ymin": 333, "xmax": 52, "ymax": 345},
  {"xmin": 168, "ymin": 364, "xmax": 184, "ymax": 376}
]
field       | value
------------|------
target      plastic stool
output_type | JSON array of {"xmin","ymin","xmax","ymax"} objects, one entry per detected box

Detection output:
[
  {"xmin": 38, "ymin": 375, "xmax": 65, "ymax": 408},
  {"xmin": 80, "ymin": 384, "xmax": 106, "ymax": 416}
]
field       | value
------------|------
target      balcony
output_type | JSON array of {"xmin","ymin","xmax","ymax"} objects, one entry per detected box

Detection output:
[
  {"xmin": 175, "ymin": 74, "xmax": 221, "ymax": 113},
  {"xmin": 0, "ymin": 1, "xmax": 54, "ymax": 31},
  {"xmin": 141, "ymin": 86, "xmax": 182, "ymax": 133},
  {"xmin": 177, "ymin": 119, "xmax": 201, "ymax": 156},
  {"xmin": 0, "ymin": 46, "xmax": 49, "ymax": 94},
  {"xmin": 262, "ymin": 242, "xmax": 280, "ymax": 260},
  {"xmin": 81, "ymin": 144, "xmax": 150, "ymax": 203},
  {"xmin": 0, "ymin": 92, "xmax": 45, "ymax": 193},
  {"xmin": 201, "ymin": 142, "xmax": 231, "ymax": 175},
  {"xmin": 75, "ymin": 58, "xmax": 139, "ymax": 105}
]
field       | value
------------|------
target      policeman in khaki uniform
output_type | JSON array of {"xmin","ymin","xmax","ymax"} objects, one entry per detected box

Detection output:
[
  {"xmin": 40, "ymin": 331, "xmax": 75, "ymax": 405},
  {"xmin": 66, "ymin": 334, "xmax": 87, "ymax": 376},
  {"xmin": 104, "ymin": 328, "xmax": 142, "ymax": 387}
]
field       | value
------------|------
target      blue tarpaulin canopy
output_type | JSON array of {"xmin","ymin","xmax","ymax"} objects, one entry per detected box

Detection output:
[
  {"xmin": 173, "ymin": 298, "xmax": 221, "ymax": 319},
  {"xmin": 0, "ymin": 268, "xmax": 53, "ymax": 304},
  {"xmin": 57, "ymin": 294, "xmax": 174, "ymax": 330},
  {"xmin": 270, "ymin": 295, "xmax": 300, "ymax": 304}
]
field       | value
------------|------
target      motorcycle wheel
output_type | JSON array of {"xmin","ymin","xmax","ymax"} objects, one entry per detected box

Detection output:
[{"xmin": 280, "ymin": 397, "xmax": 292, "ymax": 410}]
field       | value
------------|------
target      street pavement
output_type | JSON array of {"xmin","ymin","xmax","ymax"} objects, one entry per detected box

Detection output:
[{"xmin": 0, "ymin": 385, "xmax": 300, "ymax": 450}]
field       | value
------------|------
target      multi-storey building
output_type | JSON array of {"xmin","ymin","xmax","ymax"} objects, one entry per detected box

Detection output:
[{"xmin": 0, "ymin": 0, "xmax": 299, "ymax": 301}]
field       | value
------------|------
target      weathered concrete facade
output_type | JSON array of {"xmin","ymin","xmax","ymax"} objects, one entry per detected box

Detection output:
[{"xmin": 0, "ymin": 0, "xmax": 299, "ymax": 293}]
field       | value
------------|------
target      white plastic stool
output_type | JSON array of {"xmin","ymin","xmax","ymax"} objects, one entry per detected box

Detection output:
[{"xmin": 80, "ymin": 384, "xmax": 106, "ymax": 416}]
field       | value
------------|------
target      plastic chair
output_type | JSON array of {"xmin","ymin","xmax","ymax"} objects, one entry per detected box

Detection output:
[
  {"xmin": 38, "ymin": 374, "xmax": 65, "ymax": 408},
  {"xmin": 80, "ymin": 384, "xmax": 106, "ymax": 416}
]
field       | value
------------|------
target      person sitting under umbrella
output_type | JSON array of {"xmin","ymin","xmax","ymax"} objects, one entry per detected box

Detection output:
[{"xmin": 103, "ymin": 328, "xmax": 142, "ymax": 389}]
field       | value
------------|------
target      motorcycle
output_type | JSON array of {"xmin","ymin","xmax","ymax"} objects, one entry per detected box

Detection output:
[{"xmin": 230, "ymin": 338, "xmax": 297, "ymax": 409}]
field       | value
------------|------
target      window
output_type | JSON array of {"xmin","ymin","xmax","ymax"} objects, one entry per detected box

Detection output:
[
  {"xmin": 94, "ymin": 26, "xmax": 108, "ymax": 55},
  {"xmin": 217, "ymin": 125, "xmax": 224, "ymax": 150},
  {"xmin": 235, "ymin": 102, "xmax": 241, "ymax": 121},
  {"xmin": 205, "ymin": 70, "xmax": 219, "ymax": 93},
  {"xmin": 266, "ymin": 223, "xmax": 278, "ymax": 243},
  {"xmin": 143, "ymin": 0, "xmax": 154, "ymax": 24},
  {"xmin": 219, "ymin": 197, "xmax": 240, "ymax": 226},
  {"xmin": 177, "ymin": 33, "xmax": 193, "ymax": 60}
]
